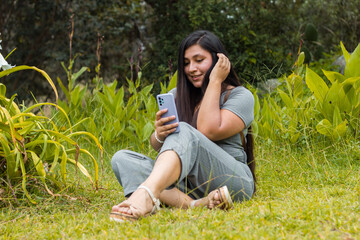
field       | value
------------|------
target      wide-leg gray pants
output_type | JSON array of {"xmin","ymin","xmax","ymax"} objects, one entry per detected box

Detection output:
[{"xmin": 111, "ymin": 122, "xmax": 254, "ymax": 202}]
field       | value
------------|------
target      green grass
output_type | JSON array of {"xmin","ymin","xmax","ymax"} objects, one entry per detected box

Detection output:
[{"xmin": 1, "ymin": 140, "xmax": 359, "ymax": 239}]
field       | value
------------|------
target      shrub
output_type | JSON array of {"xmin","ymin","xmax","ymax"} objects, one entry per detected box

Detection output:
[
  {"xmin": 0, "ymin": 65, "xmax": 102, "ymax": 205},
  {"xmin": 54, "ymin": 57, "xmax": 177, "ymax": 156},
  {"xmin": 253, "ymin": 42, "xmax": 360, "ymax": 144}
]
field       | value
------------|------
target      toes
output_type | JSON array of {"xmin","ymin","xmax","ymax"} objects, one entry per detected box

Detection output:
[
  {"xmin": 112, "ymin": 201, "xmax": 132, "ymax": 214},
  {"xmin": 112, "ymin": 205, "xmax": 120, "ymax": 212},
  {"xmin": 119, "ymin": 206, "xmax": 132, "ymax": 215},
  {"xmin": 112, "ymin": 206, "xmax": 133, "ymax": 215}
]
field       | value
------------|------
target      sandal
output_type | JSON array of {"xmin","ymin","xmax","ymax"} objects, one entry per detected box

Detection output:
[
  {"xmin": 190, "ymin": 186, "xmax": 233, "ymax": 210},
  {"xmin": 110, "ymin": 185, "xmax": 160, "ymax": 223},
  {"xmin": 217, "ymin": 186, "xmax": 233, "ymax": 210}
]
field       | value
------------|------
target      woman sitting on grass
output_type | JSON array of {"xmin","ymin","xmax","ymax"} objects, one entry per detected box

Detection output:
[{"xmin": 110, "ymin": 30, "xmax": 256, "ymax": 222}]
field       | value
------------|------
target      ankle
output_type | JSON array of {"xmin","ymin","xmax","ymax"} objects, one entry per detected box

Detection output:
[
  {"xmin": 138, "ymin": 185, "xmax": 161, "ymax": 211},
  {"xmin": 140, "ymin": 182, "xmax": 161, "ymax": 199},
  {"xmin": 190, "ymin": 197, "xmax": 209, "ymax": 209},
  {"xmin": 190, "ymin": 199, "xmax": 198, "ymax": 209}
]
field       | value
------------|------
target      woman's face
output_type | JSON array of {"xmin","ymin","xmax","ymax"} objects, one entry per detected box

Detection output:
[{"xmin": 184, "ymin": 44, "xmax": 213, "ymax": 88}]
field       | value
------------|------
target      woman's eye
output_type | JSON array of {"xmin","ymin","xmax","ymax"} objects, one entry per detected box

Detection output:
[{"xmin": 196, "ymin": 59, "xmax": 203, "ymax": 63}]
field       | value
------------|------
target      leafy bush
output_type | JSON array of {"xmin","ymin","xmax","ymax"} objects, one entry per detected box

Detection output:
[
  {"xmin": 54, "ymin": 59, "xmax": 177, "ymax": 155},
  {"xmin": 253, "ymin": 42, "xmax": 360, "ymax": 144},
  {"xmin": 307, "ymin": 42, "xmax": 360, "ymax": 140},
  {"xmin": 0, "ymin": 65, "xmax": 102, "ymax": 205}
]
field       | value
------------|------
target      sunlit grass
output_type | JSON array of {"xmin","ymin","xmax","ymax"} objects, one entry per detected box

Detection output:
[{"xmin": 1, "ymin": 139, "xmax": 359, "ymax": 239}]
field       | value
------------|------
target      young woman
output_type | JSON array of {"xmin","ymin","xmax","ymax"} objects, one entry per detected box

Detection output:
[{"xmin": 110, "ymin": 30, "xmax": 255, "ymax": 222}]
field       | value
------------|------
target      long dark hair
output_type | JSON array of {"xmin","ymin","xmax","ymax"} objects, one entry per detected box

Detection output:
[
  {"xmin": 175, "ymin": 30, "xmax": 256, "ymax": 191},
  {"xmin": 245, "ymin": 127, "xmax": 256, "ymax": 193},
  {"xmin": 176, "ymin": 30, "xmax": 240, "ymax": 123}
]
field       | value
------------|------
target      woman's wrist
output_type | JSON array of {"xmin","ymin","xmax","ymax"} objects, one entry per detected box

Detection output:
[
  {"xmin": 208, "ymin": 77, "xmax": 223, "ymax": 86},
  {"xmin": 154, "ymin": 130, "xmax": 164, "ymax": 144}
]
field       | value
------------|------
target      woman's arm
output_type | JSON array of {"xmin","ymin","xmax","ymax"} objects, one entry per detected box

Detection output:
[{"xmin": 197, "ymin": 54, "xmax": 245, "ymax": 141}]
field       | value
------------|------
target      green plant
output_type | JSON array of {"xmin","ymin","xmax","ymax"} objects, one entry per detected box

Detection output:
[
  {"xmin": 94, "ymin": 77, "xmax": 155, "ymax": 146},
  {"xmin": 93, "ymin": 70, "xmax": 177, "ymax": 149},
  {"xmin": 57, "ymin": 55, "xmax": 90, "ymax": 121},
  {"xmin": 0, "ymin": 65, "xmax": 102, "ymax": 205},
  {"xmin": 54, "ymin": 59, "xmax": 178, "ymax": 155},
  {"xmin": 254, "ymin": 42, "xmax": 360, "ymax": 144},
  {"xmin": 253, "ymin": 51, "xmax": 314, "ymax": 144},
  {"xmin": 306, "ymin": 42, "xmax": 360, "ymax": 140}
]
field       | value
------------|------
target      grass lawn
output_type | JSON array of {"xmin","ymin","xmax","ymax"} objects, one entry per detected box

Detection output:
[{"xmin": 1, "ymin": 140, "xmax": 359, "ymax": 239}]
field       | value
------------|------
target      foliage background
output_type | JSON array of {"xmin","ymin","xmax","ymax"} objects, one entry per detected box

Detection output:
[
  {"xmin": 1, "ymin": 1, "xmax": 360, "ymax": 239},
  {"xmin": 1, "ymin": 0, "xmax": 359, "ymax": 101}
]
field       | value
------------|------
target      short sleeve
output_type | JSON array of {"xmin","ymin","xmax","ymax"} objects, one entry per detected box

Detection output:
[
  {"xmin": 168, "ymin": 88, "xmax": 177, "ymax": 98},
  {"xmin": 221, "ymin": 87, "xmax": 254, "ymax": 128}
]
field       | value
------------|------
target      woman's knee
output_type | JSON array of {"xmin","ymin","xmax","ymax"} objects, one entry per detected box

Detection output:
[
  {"xmin": 177, "ymin": 122, "xmax": 199, "ymax": 139},
  {"xmin": 111, "ymin": 149, "xmax": 132, "ymax": 170},
  {"xmin": 164, "ymin": 122, "xmax": 199, "ymax": 147},
  {"xmin": 178, "ymin": 121, "xmax": 193, "ymax": 131}
]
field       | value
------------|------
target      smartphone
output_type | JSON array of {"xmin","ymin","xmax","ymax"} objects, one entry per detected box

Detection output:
[{"xmin": 156, "ymin": 93, "xmax": 180, "ymax": 132}]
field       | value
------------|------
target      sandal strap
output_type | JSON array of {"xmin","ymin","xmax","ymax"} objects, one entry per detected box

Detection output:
[
  {"xmin": 217, "ymin": 188, "xmax": 225, "ymax": 203},
  {"xmin": 138, "ymin": 185, "xmax": 160, "ymax": 212}
]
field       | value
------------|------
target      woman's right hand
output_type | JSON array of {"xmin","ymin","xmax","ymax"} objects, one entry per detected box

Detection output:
[
  {"xmin": 209, "ymin": 53, "xmax": 230, "ymax": 84},
  {"xmin": 154, "ymin": 109, "xmax": 179, "ymax": 141}
]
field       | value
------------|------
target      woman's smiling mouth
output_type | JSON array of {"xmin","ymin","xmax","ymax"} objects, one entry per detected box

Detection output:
[{"xmin": 191, "ymin": 75, "xmax": 202, "ymax": 81}]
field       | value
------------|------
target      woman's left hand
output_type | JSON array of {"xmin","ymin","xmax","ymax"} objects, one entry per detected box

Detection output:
[{"xmin": 209, "ymin": 53, "xmax": 231, "ymax": 84}]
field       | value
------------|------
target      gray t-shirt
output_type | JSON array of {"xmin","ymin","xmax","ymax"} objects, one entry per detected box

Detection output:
[{"xmin": 169, "ymin": 86, "xmax": 254, "ymax": 162}]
